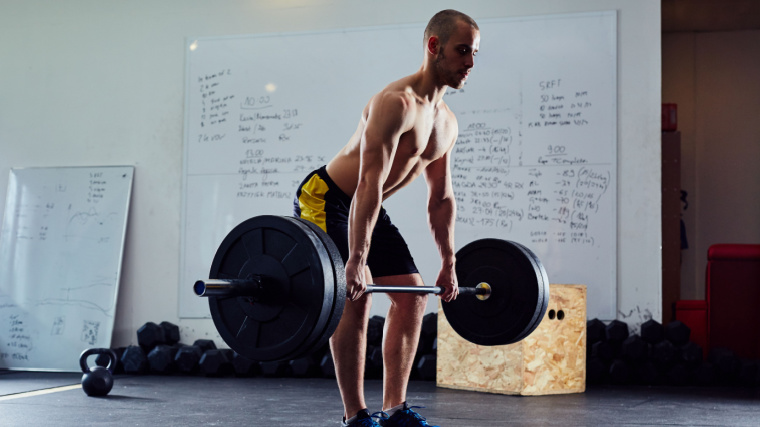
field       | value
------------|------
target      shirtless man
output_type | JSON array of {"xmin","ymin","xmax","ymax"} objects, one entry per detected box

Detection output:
[{"xmin": 293, "ymin": 10, "xmax": 479, "ymax": 427}]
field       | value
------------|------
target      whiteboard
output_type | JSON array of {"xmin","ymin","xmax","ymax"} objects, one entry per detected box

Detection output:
[
  {"xmin": 0, "ymin": 166, "xmax": 133, "ymax": 371},
  {"xmin": 181, "ymin": 12, "xmax": 617, "ymax": 319}
]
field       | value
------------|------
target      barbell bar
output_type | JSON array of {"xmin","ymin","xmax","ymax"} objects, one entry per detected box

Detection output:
[
  {"xmin": 194, "ymin": 279, "xmax": 492, "ymax": 300},
  {"xmin": 195, "ymin": 215, "xmax": 549, "ymax": 362}
]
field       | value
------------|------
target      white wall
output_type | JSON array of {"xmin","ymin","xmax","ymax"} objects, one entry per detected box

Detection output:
[
  {"xmin": 0, "ymin": 0, "xmax": 661, "ymax": 348},
  {"xmin": 663, "ymin": 30, "xmax": 760, "ymax": 300}
]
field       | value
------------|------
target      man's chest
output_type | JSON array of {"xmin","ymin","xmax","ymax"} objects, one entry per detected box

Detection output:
[{"xmin": 398, "ymin": 109, "xmax": 454, "ymax": 161}]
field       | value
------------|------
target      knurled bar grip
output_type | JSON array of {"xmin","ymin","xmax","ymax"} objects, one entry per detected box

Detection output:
[{"xmin": 365, "ymin": 284, "xmax": 489, "ymax": 297}]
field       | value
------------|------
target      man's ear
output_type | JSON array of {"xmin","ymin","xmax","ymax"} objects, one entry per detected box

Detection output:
[{"xmin": 426, "ymin": 36, "xmax": 440, "ymax": 55}]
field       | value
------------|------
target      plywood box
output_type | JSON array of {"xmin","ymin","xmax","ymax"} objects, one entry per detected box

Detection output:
[{"xmin": 437, "ymin": 284, "xmax": 586, "ymax": 395}]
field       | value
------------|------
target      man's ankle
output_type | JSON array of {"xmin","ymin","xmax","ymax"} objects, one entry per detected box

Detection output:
[
  {"xmin": 383, "ymin": 402, "xmax": 405, "ymax": 418},
  {"xmin": 343, "ymin": 408, "xmax": 370, "ymax": 425}
]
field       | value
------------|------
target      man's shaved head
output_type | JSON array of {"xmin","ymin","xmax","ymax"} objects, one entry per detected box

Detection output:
[{"xmin": 424, "ymin": 9, "xmax": 479, "ymax": 47}]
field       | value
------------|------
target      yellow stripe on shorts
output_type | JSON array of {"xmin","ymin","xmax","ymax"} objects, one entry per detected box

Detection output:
[{"xmin": 298, "ymin": 173, "xmax": 329, "ymax": 232}]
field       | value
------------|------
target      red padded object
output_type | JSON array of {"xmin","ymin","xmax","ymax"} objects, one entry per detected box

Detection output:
[
  {"xmin": 706, "ymin": 244, "xmax": 760, "ymax": 359},
  {"xmin": 708, "ymin": 244, "xmax": 760, "ymax": 260},
  {"xmin": 675, "ymin": 300, "xmax": 707, "ymax": 358}
]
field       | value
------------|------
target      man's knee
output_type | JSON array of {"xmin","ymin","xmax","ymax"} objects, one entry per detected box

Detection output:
[
  {"xmin": 342, "ymin": 293, "xmax": 373, "ymax": 321},
  {"xmin": 389, "ymin": 292, "xmax": 428, "ymax": 313}
]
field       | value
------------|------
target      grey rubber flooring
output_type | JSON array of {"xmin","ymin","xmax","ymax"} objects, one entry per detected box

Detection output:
[
  {"xmin": 0, "ymin": 371, "xmax": 81, "ymax": 396},
  {"xmin": 1, "ymin": 372, "xmax": 759, "ymax": 426}
]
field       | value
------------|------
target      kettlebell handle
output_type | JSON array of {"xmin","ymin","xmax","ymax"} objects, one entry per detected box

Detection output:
[{"xmin": 79, "ymin": 348, "xmax": 118, "ymax": 373}]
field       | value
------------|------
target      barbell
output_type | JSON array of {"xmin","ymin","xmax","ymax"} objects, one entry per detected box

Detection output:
[{"xmin": 194, "ymin": 215, "xmax": 549, "ymax": 362}]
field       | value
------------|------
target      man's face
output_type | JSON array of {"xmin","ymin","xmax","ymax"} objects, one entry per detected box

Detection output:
[{"xmin": 435, "ymin": 21, "xmax": 480, "ymax": 89}]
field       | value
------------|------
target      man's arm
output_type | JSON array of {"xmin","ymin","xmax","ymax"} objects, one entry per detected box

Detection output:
[
  {"xmin": 345, "ymin": 92, "xmax": 413, "ymax": 301},
  {"xmin": 423, "ymin": 135, "xmax": 459, "ymax": 302}
]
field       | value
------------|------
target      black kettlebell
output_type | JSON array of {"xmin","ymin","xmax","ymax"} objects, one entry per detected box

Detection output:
[{"xmin": 80, "ymin": 348, "xmax": 117, "ymax": 397}]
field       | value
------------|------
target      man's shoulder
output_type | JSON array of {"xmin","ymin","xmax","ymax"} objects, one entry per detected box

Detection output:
[
  {"xmin": 367, "ymin": 87, "xmax": 418, "ymax": 120},
  {"xmin": 373, "ymin": 85, "xmax": 417, "ymax": 105},
  {"xmin": 435, "ymin": 100, "xmax": 459, "ymax": 131},
  {"xmin": 439, "ymin": 100, "xmax": 457, "ymax": 118},
  {"xmin": 376, "ymin": 75, "xmax": 420, "ymax": 101}
]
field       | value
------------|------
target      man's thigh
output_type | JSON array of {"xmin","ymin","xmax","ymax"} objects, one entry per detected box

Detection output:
[{"xmin": 367, "ymin": 208, "xmax": 419, "ymax": 278}]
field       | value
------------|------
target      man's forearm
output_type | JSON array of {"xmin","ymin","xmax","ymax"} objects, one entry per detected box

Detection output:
[
  {"xmin": 348, "ymin": 180, "xmax": 384, "ymax": 263},
  {"xmin": 428, "ymin": 196, "xmax": 456, "ymax": 266}
]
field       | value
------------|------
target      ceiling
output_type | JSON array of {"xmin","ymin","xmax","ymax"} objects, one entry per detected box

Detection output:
[{"xmin": 662, "ymin": 0, "xmax": 760, "ymax": 32}]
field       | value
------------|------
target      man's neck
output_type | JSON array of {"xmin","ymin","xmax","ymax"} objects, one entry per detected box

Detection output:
[{"xmin": 409, "ymin": 68, "xmax": 448, "ymax": 107}]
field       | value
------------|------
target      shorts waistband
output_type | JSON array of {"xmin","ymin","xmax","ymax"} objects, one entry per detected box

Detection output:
[{"xmin": 315, "ymin": 165, "xmax": 353, "ymax": 205}]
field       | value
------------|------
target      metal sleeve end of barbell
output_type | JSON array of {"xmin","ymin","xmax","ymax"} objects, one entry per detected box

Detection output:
[
  {"xmin": 475, "ymin": 282, "xmax": 492, "ymax": 301},
  {"xmin": 193, "ymin": 280, "xmax": 208, "ymax": 296},
  {"xmin": 193, "ymin": 278, "xmax": 264, "ymax": 298}
]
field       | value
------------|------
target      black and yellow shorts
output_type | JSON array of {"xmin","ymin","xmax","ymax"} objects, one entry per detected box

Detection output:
[{"xmin": 293, "ymin": 166, "xmax": 419, "ymax": 278}]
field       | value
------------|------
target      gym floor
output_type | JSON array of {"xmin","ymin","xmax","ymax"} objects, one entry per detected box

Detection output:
[{"xmin": 1, "ymin": 371, "xmax": 758, "ymax": 426}]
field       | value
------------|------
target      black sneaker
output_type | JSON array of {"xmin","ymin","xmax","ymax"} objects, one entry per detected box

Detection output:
[
  {"xmin": 342, "ymin": 409, "xmax": 389, "ymax": 427},
  {"xmin": 380, "ymin": 402, "xmax": 438, "ymax": 427}
]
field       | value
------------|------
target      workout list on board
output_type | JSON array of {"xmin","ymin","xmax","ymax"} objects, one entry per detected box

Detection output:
[
  {"xmin": 450, "ymin": 79, "xmax": 610, "ymax": 248},
  {"xmin": 189, "ymin": 70, "xmax": 611, "ymax": 248}
]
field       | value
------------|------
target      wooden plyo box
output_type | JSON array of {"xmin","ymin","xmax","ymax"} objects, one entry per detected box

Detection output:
[{"xmin": 437, "ymin": 284, "xmax": 586, "ymax": 395}]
